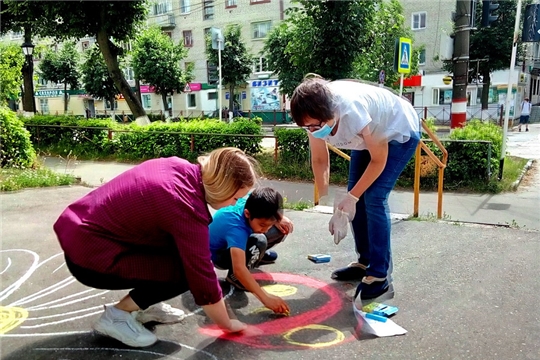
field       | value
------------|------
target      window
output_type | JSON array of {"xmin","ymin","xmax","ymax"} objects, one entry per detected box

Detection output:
[
  {"xmin": 153, "ymin": 0, "xmax": 172, "ymax": 15},
  {"xmin": 10, "ymin": 31, "xmax": 22, "ymax": 40},
  {"xmin": 37, "ymin": 77, "xmax": 48, "ymax": 86},
  {"xmin": 180, "ymin": 0, "xmax": 190, "ymax": 13},
  {"xmin": 418, "ymin": 49, "xmax": 426, "ymax": 65},
  {"xmin": 252, "ymin": 21, "xmax": 271, "ymax": 39},
  {"xmin": 123, "ymin": 67, "xmax": 135, "ymax": 81},
  {"xmin": 163, "ymin": 31, "xmax": 172, "ymax": 38},
  {"xmin": 81, "ymin": 41, "xmax": 91, "ymax": 52},
  {"xmin": 226, "ymin": 0, "xmax": 237, "ymax": 7},
  {"xmin": 412, "ymin": 12, "xmax": 427, "ymax": 30},
  {"xmin": 432, "ymin": 88, "xmax": 452, "ymax": 105},
  {"xmin": 203, "ymin": 0, "xmax": 214, "ymax": 20},
  {"xmin": 251, "ymin": 0, "xmax": 270, "ymax": 3},
  {"xmin": 120, "ymin": 40, "xmax": 132, "ymax": 52},
  {"xmin": 183, "ymin": 30, "xmax": 193, "ymax": 47},
  {"xmin": 142, "ymin": 94, "xmax": 152, "ymax": 109},
  {"xmin": 253, "ymin": 57, "xmax": 270, "ymax": 73},
  {"xmin": 39, "ymin": 99, "xmax": 49, "ymax": 114},
  {"xmin": 105, "ymin": 99, "xmax": 119, "ymax": 110},
  {"xmin": 208, "ymin": 92, "xmax": 217, "ymax": 100},
  {"xmin": 187, "ymin": 93, "xmax": 196, "ymax": 108}
]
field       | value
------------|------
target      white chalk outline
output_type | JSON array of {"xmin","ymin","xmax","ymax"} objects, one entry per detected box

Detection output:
[
  {"xmin": 10, "ymin": 277, "xmax": 76, "ymax": 306},
  {"xmin": 26, "ymin": 303, "xmax": 114, "ymax": 321},
  {"xmin": 0, "ymin": 249, "xmax": 40, "ymax": 302},
  {"xmin": 21, "ymin": 310, "xmax": 104, "ymax": 329},
  {"xmin": 33, "ymin": 340, "xmax": 220, "ymax": 360},
  {"xmin": 0, "ymin": 246, "xmax": 233, "ymax": 360},
  {"xmin": 0, "ymin": 257, "xmax": 12, "ymax": 275},
  {"xmin": 27, "ymin": 290, "xmax": 110, "ymax": 311}
]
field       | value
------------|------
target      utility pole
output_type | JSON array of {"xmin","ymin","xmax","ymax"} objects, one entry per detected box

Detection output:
[
  {"xmin": 500, "ymin": 0, "xmax": 523, "ymax": 179},
  {"xmin": 451, "ymin": 0, "xmax": 472, "ymax": 129}
]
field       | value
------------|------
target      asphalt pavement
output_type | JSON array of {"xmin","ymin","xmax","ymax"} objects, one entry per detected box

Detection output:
[
  {"xmin": 0, "ymin": 123, "xmax": 539, "ymax": 359},
  {"xmin": 1, "ymin": 186, "xmax": 539, "ymax": 359}
]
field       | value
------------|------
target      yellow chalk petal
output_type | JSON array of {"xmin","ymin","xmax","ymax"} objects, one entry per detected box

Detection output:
[
  {"xmin": 262, "ymin": 284, "xmax": 297, "ymax": 297},
  {"xmin": 0, "ymin": 306, "xmax": 28, "ymax": 334}
]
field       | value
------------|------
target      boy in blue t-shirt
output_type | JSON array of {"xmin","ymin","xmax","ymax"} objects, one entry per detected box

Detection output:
[{"xmin": 209, "ymin": 187, "xmax": 293, "ymax": 314}]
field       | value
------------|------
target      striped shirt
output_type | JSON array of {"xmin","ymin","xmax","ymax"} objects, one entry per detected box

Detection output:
[{"xmin": 53, "ymin": 157, "xmax": 222, "ymax": 306}]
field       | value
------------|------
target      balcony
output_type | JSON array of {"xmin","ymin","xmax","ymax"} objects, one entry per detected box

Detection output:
[{"xmin": 148, "ymin": 13, "xmax": 175, "ymax": 30}]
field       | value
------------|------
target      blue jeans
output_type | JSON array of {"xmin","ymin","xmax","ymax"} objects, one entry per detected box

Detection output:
[{"xmin": 347, "ymin": 133, "xmax": 419, "ymax": 279}]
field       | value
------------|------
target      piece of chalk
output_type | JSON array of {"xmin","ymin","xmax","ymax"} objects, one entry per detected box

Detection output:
[{"xmin": 365, "ymin": 312, "xmax": 388, "ymax": 322}]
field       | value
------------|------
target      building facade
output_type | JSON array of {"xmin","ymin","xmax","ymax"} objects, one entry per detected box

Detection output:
[{"xmin": 3, "ymin": 0, "xmax": 529, "ymax": 121}]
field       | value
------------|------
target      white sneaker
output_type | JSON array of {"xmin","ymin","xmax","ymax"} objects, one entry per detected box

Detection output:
[
  {"xmin": 93, "ymin": 305, "xmax": 157, "ymax": 347},
  {"xmin": 135, "ymin": 303, "xmax": 186, "ymax": 324}
]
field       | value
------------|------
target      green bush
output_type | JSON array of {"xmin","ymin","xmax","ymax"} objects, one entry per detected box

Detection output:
[
  {"xmin": 24, "ymin": 115, "xmax": 118, "ymax": 157},
  {"xmin": 447, "ymin": 120, "xmax": 501, "ymax": 182},
  {"xmin": 0, "ymin": 107, "xmax": 36, "ymax": 168},
  {"xmin": 274, "ymin": 120, "xmax": 500, "ymax": 191},
  {"xmin": 274, "ymin": 127, "xmax": 349, "ymax": 180},
  {"xmin": 22, "ymin": 115, "xmax": 262, "ymax": 161}
]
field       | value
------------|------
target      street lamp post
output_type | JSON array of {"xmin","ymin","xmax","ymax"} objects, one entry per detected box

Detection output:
[{"xmin": 21, "ymin": 41, "xmax": 36, "ymax": 115}]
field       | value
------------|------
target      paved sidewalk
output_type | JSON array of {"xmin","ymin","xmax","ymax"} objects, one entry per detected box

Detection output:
[{"xmin": 41, "ymin": 124, "xmax": 540, "ymax": 230}]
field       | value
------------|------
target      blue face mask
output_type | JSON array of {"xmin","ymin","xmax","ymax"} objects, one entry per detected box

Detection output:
[{"xmin": 310, "ymin": 121, "xmax": 336, "ymax": 139}]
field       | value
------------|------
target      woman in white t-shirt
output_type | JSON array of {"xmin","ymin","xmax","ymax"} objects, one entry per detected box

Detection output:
[{"xmin": 290, "ymin": 76, "xmax": 420, "ymax": 301}]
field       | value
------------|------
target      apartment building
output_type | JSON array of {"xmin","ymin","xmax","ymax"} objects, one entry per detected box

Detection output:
[
  {"xmin": 145, "ymin": 0, "xmax": 293, "ymax": 117},
  {"xmin": 401, "ymin": 0, "xmax": 523, "ymax": 120},
  {"xmin": 4, "ymin": 0, "xmax": 527, "ymax": 120}
]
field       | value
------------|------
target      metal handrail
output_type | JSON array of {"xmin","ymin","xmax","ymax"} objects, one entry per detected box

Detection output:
[{"xmin": 413, "ymin": 120, "xmax": 448, "ymax": 219}]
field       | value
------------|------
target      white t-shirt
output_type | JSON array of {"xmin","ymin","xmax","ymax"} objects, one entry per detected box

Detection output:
[
  {"xmin": 521, "ymin": 101, "xmax": 532, "ymax": 115},
  {"xmin": 322, "ymin": 81, "xmax": 420, "ymax": 150}
]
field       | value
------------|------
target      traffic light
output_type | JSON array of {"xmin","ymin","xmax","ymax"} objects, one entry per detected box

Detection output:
[
  {"xmin": 207, "ymin": 61, "xmax": 218, "ymax": 85},
  {"xmin": 481, "ymin": 0, "xmax": 499, "ymax": 27}
]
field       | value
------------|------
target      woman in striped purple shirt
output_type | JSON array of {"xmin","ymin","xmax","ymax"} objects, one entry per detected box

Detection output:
[{"xmin": 54, "ymin": 147, "xmax": 257, "ymax": 347}]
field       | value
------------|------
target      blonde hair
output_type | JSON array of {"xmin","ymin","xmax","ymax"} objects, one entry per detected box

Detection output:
[{"xmin": 198, "ymin": 147, "xmax": 258, "ymax": 208}]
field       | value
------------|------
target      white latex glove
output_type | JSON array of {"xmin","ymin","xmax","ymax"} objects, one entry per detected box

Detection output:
[
  {"xmin": 329, "ymin": 210, "xmax": 349, "ymax": 245},
  {"xmin": 318, "ymin": 195, "xmax": 331, "ymax": 206},
  {"xmin": 337, "ymin": 192, "xmax": 359, "ymax": 221}
]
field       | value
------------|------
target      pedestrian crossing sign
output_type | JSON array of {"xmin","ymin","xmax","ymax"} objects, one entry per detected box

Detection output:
[{"xmin": 395, "ymin": 37, "xmax": 412, "ymax": 74}]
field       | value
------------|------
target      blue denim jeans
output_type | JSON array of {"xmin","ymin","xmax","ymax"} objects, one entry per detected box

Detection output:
[{"xmin": 347, "ymin": 132, "xmax": 419, "ymax": 279}]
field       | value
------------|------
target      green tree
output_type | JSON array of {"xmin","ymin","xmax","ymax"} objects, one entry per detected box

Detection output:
[
  {"xmin": 0, "ymin": 43, "xmax": 24, "ymax": 107},
  {"xmin": 39, "ymin": 42, "xmax": 80, "ymax": 113},
  {"xmin": 80, "ymin": 46, "xmax": 117, "ymax": 115},
  {"xmin": 0, "ymin": 0, "xmax": 54, "ymax": 113},
  {"xmin": 206, "ymin": 25, "xmax": 253, "ymax": 112},
  {"xmin": 352, "ymin": 0, "xmax": 420, "ymax": 88},
  {"xmin": 263, "ymin": 0, "xmax": 377, "ymax": 97},
  {"xmin": 42, "ymin": 1, "xmax": 149, "ymax": 120},
  {"xmin": 132, "ymin": 27, "xmax": 192, "ymax": 116},
  {"xmin": 467, "ymin": 0, "xmax": 528, "ymax": 109}
]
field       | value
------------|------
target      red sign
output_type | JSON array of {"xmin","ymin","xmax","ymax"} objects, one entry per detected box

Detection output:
[
  {"xmin": 139, "ymin": 85, "xmax": 155, "ymax": 93},
  {"xmin": 186, "ymin": 83, "xmax": 202, "ymax": 92}
]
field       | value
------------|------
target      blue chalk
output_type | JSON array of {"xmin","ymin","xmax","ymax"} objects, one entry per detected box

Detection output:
[{"xmin": 365, "ymin": 312, "xmax": 388, "ymax": 322}]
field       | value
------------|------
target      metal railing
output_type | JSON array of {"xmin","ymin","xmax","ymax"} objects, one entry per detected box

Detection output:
[
  {"xmin": 413, "ymin": 120, "xmax": 448, "ymax": 219},
  {"xmin": 25, "ymin": 124, "xmax": 280, "ymax": 163}
]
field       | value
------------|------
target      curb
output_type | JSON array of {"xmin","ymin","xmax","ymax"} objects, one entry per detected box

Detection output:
[
  {"xmin": 303, "ymin": 205, "xmax": 409, "ymax": 220},
  {"xmin": 511, "ymin": 159, "xmax": 534, "ymax": 190}
]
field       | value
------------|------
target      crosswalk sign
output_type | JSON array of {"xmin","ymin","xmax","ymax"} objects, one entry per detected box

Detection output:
[{"xmin": 395, "ymin": 37, "xmax": 412, "ymax": 74}]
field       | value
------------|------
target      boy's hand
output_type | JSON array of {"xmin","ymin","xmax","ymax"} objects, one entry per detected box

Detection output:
[
  {"xmin": 263, "ymin": 294, "xmax": 290, "ymax": 314},
  {"xmin": 276, "ymin": 216, "xmax": 294, "ymax": 234}
]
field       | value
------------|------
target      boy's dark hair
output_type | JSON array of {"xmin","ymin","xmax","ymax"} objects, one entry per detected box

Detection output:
[
  {"xmin": 290, "ymin": 76, "xmax": 335, "ymax": 126},
  {"xmin": 244, "ymin": 187, "xmax": 283, "ymax": 221}
]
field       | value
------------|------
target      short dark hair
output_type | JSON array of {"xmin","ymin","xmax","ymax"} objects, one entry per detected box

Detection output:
[
  {"xmin": 290, "ymin": 77, "xmax": 335, "ymax": 126},
  {"xmin": 244, "ymin": 187, "xmax": 283, "ymax": 221}
]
